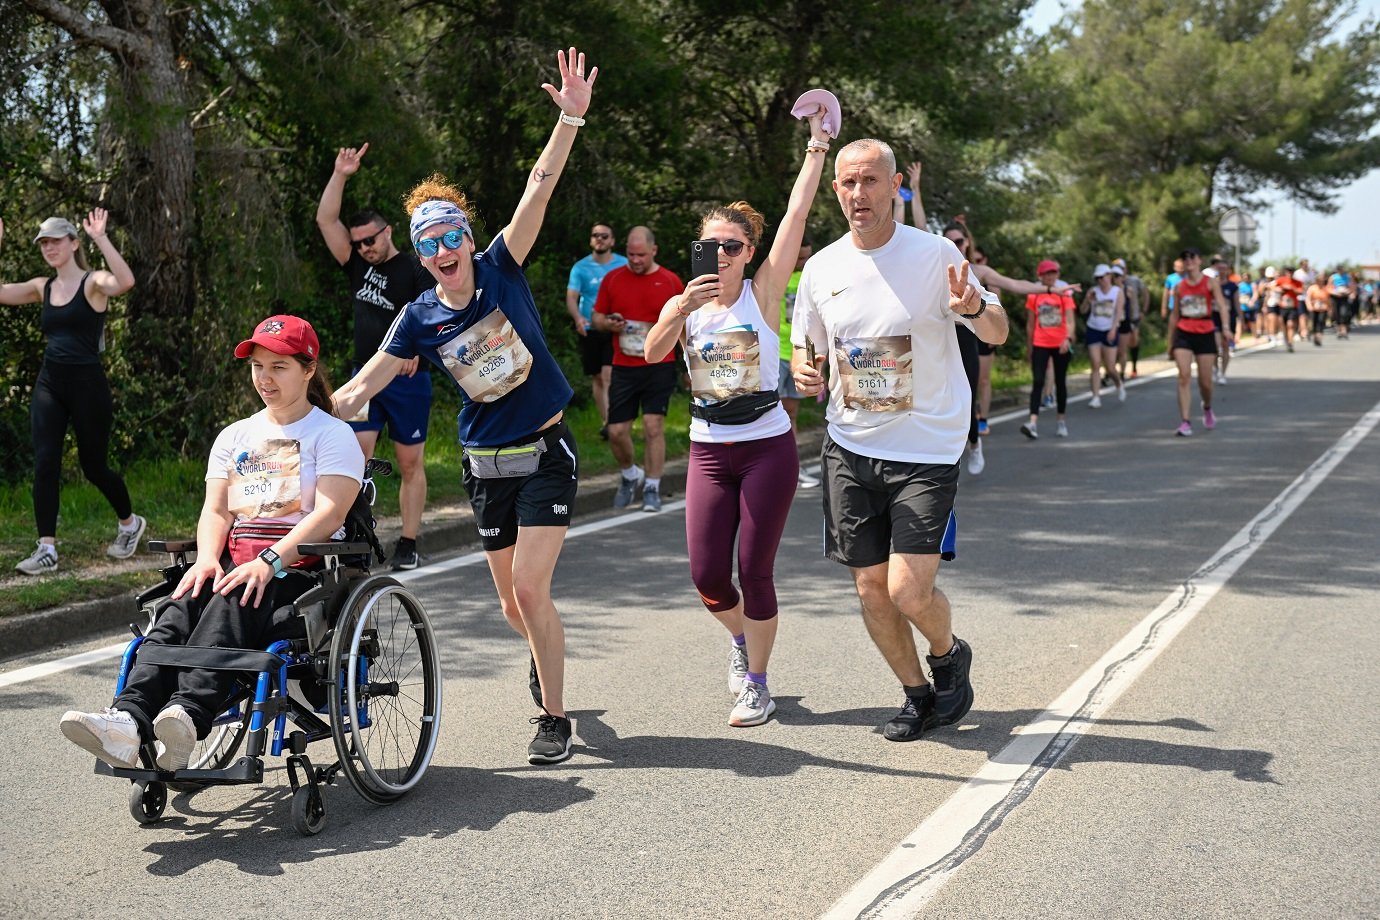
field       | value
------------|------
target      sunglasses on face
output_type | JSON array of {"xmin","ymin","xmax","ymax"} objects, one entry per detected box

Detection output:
[
  {"xmin": 352, "ymin": 228, "xmax": 386, "ymax": 249},
  {"xmin": 415, "ymin": 229, "xmax": 466, "ymax": 259},
  {"xmin": 591, "ymin": 232, "xmax": 611, "ymax": 239},
  {"xmin": 706, "ymin": 239, "xmax": 746, "ymax": 257}
]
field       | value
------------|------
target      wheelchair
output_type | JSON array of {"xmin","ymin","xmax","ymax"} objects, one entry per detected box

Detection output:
[{"xmin": 96, "ymin": 459, "xmax": 442, "ymax": 836}]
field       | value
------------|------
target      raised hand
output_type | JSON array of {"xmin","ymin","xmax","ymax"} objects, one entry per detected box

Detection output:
[
  {"xmin": 907, "ymin": 161, "xmax": 922, "ymax": 188},
  {"xmin": 541, "ymin": 47, "xmax": 598, "ymax": 117},
  {"xmin": 947, "ymin": 261, "xmax": 983, "ymax": 316},
  {"xmin": 807, "ymin": 107, "xmax": 830, "ymax": 145},
  {"xmin": 335, "ymin": 143, "xmax": 370, "ymax": 177},
  {"xmin": 83, "ymin": 208, "xmax": 108, "ymax": 239},
  {"xmin": 0, "ymin": 216, "xmax": 5, "ymax": 248}
]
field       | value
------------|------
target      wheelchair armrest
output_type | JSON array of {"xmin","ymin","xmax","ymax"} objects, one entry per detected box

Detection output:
[
  {"xmin": 149, "ymin": 539, "xmax": 197, "ymax": 554},
  {"xmin": 298, "ymin": 542, "xmax": 373, "ymax": 557}
]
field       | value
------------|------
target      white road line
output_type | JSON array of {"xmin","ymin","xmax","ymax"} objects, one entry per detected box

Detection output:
[
  {"xmin": 822, "ymin": 394, "xmax": 1380, "ymax": 920},
  {"xmin": 0, "ymin": 498, "xmax": 691, "ymax": 687}
]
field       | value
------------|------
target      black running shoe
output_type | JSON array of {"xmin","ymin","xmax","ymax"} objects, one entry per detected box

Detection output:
[
  {"xmin": 390, "ymin": 539, "xmax": 419, "ymax": 571},
  {"xmin": 527, "ymin": 714, "xmax": 573, "ymax": 764},
  {"xmin": 882, "ymin": 689, "xmax": 937, "ymax": 742},
  {"xmin": 529, "ymin": 653, "xmax": 543, "ymax": 708},
  {"xmin": 927, "ymin": 637, "xmax": 974, "ymax": 726}
]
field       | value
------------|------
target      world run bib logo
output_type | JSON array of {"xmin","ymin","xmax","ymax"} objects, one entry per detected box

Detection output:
[
  {"xmin": 845, "ymin": 346, "xmax": 898, "ymax": 370},
  {"xmin": 234, "ymin": 449, "xmax": 285, "ymax": 476}
]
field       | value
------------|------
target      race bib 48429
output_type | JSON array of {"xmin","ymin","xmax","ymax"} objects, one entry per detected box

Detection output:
[{"xmin": 687, "ymin": 329, "xmax": 761, "ymax": 402}]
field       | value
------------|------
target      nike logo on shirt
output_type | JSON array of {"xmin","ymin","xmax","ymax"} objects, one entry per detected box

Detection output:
[{"xmin": 831, "ymin": 287, "xmax": 850, "ymax": 296}]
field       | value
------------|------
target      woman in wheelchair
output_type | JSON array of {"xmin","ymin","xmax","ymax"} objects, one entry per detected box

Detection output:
[{"xmin": 60, "ymin": 314, "xmax": 366, "ymax": 772}]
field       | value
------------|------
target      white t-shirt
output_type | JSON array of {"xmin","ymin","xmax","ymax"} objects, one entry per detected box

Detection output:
[
  {"xmin": 791, "ymin": 224, "xmax": 997, "ymax": 464},
  {"xmin": 684, "ymin": 279, "xmax": 792, "ymax": 444},
  {"xmin": 1088, "ymin": 286, "xmax": 1119, "ymax": 331},
  {"xmin": 207, "ymin": 406, "xmax": 365, "ymax": 531}
]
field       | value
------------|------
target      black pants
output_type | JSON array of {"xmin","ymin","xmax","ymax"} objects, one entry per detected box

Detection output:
[
  {"xmin": 115, "ymin": 572, "xmax": 312, "ymax": 742},
  {"xmin": 1030, "ymin": 346, "xmax": 1071, "ymax": 415},
  {"xmin": 30, "ymin": 362, "xmax": 132, "ymax": 536},
  {"xmin": 955, "ymin": 324, "xmax": 979, "ymax": 444},
  {"xmin": 1310, "ymin": 310, "xmax": 1329, "ymax": 336}
]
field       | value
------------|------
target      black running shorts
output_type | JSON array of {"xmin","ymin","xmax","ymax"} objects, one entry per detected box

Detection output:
[
  {"xmin": 608, "ymin": 362, "xmax": 678, "ymax": 424},
  {"xmin": 821, "ymin": 435, "xmax": 959, "ymax": 568},
  {"xmin": 462, "ymin": 421, "xmax": 579, "ymax": 551},
  {"xmin": 1172, "ymin": 330, "xmax": 1218, "ymax": 355}
]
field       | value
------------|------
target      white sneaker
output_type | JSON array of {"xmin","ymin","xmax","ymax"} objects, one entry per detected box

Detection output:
[
  {"xmin": 1056, "ymin": 421, "xmax": 1069, "ymax": 438},
  {"xmin": 1218, "ymin": 374, "xmax": 1229, "ymax": 385},
  {"xmin": 729, "ymin": 680, "xmax": 776, "ymax": 727},
  {"xmin": 60, "ymin": 707, "xmax": 142, "ymax": 768},
  {"xmin": 1088, "ymin": 395, "xmax": 1103, "ymax": 409},
  {"xmin": 796, "ymin": 469, "xmax": 820, "ymax": 489},
  {"xmin": 16, "ymin": 542, "xmax": 58, "ymax": 575},
  {"xmin": 967, "ymin": 441, "xmax": 985, "ymax": 475},
  {"xmin": 728, "ymin": 643, "xmax": 749, "ymax": 698},
  {"xmin": 107, "ymin": 514, "xmax": 146, "ymax": 559},
  {"xmin": 1117, "ymin": 383, "xmax": 1127, "ymax": 402},
  {"xmin": 153, "ymin": 704, "xmax": 197, "ymax": 771}
]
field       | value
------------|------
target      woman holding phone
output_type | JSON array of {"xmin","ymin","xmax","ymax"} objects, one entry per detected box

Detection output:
[{"xmin": 644, "ymin": 106, "xmax": 831, "ymax": 727}]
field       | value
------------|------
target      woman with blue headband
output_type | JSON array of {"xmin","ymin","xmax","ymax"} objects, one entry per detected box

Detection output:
[{"xmin": 334, "ymin": 47, "xmax": 595, "ymax": 767}]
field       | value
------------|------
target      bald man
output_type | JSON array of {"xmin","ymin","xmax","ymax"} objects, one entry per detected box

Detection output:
[{"xmin": 592, "ymin": 227, "xmax": 685, "ymax": 512}]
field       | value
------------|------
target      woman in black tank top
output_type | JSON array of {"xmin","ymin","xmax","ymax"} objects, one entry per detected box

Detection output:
[{"xmin": 0, "ymin": 209, "xmax": 144, "ymax": 575}]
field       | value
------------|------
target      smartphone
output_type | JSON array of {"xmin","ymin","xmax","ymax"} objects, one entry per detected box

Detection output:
[
  {"xmin": 690, "ymin": 239, "xmax": 719, "ymax": 280},
  {"xmin": 805, "ymin": 337, "xmax": 817, "ymax": 368}
]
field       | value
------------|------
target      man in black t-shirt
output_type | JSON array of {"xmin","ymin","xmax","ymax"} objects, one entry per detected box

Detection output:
[{"xmin": 316, "ymin": 143, "xmax": 434, "ymax": 569}]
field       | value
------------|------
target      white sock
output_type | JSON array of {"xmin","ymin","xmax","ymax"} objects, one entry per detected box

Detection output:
[
  {"xmin": 645, "ymin": 477, "xmax": 661, "ymax": 490},
  {"xmin": 118, "ymin": 516, "xmax": 141, "ymax": 533},
  {"xmin": 621, "ymin": 465, "xmax": 643, "ymax": 482}
]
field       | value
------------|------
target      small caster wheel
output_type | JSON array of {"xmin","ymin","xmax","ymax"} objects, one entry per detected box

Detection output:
[
  {"xmin": 128, "ymin": 780, "xmax": 167, "ymax": 824},
  {"xmin": 291, "ymin": 785, "xmax": 326, "ymax": 836}
]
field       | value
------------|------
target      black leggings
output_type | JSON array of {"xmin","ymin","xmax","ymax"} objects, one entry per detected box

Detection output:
[
  {"xmin": 1030, "ymin": 346, "xmax": 1071, "ymax": 415},
  {"xmin": 30, "ymin": 362, "xmax": 132, "ymax": 537},
  {"xmin": 955, "ymin": 325, "xmax": 979, "ymax": 445},
  {"xmin": 1309, "ymin": 310, "xmax": 1328, "ymax": 336}
]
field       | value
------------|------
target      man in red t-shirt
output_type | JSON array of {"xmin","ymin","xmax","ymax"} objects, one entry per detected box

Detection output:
[
  {"xmin": 592, "ymin": 226, "xmax": 685, "ymax": 511},
  {"xmin": 1020, "ymin": 260, "xmax": 1077, "ymax": 440}
]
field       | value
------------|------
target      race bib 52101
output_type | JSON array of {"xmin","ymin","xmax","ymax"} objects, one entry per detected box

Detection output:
[
  {"xmin": 834, "ymin": 335, "xmax": 913, "ymax": 412},
  {"xmin": 687, "ymin": 329, "xmax": 761, "ymax": 402},
  {"xmin": 437, "ymin": 308, "xmax": 534, "ymax": 403},
  {"xmin": 227, "ymin": 439, "xmax": 302, "ymax": 520}
]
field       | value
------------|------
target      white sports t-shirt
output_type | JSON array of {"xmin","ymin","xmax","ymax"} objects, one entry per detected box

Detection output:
[
  {"xmin": 207, "ymin": 406, "xmax": 365, "ymax": 531},
  {"xmin": 791, "ymin": 224, "xmax": 997, "ymax": 464}
]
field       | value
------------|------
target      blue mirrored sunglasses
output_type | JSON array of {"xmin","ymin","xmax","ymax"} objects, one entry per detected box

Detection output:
[{"xmin": 415, "ymin": 229, "xmax": 466, "ymax": 259}]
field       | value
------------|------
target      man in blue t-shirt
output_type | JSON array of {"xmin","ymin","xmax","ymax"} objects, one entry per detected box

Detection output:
[
  {"xmin": 1328, "ymin": 269, "xmax": 1355, "ymax": 338},
  {"xmin": 1160, "ymin": 257, "xmax": 1185, "ymax": 319},
  {"xmin": 565, "ymin": 224, "xmax": 628, "ymax": 436}
]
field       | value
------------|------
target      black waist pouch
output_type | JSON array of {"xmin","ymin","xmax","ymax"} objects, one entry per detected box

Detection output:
[{"xmin": 689, "ymin": 391, "xmax": 781, "ymax": 425}]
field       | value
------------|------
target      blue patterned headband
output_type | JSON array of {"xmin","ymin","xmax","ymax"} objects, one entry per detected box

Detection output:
[{"xmin": 409, "ymin": 199, "xmax": 472, "ymax": 245}]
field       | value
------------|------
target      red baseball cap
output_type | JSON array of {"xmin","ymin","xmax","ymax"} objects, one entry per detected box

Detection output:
[
  {"xmin": 1037, "ymin": 259, "xmax": 1060, "ymax": 275},
  {"xmin": 234, "ymin": 315, "xmax": 320, "ymax": 360}
]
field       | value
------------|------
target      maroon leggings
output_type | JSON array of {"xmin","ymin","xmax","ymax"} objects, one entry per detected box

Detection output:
[{"xmin": 685, "ymin": 431, "xmax": 799, "ymax": 621}]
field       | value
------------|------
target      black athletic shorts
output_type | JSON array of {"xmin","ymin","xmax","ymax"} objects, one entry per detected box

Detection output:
[
  {"xmin": 1173, "ymin": 330, "xmax": 1218, "ymax": 355},
  {"xmin": 462, "ymin": 421, "xmax": 578, "ymax": 551},
  {"xmin": 578, "ymin": 329, "xmax": 613, "ymax": 376},
  {"xmin": 821, "ymin": 435, "xmax": 959, "ymax": 568},
  {"xmin": 608, "ymin": 362, "xmax": 678, "ymax": 424},
  {"xmin": 976, "ymin": 339, "xmax": 997, "ymax": 357}
]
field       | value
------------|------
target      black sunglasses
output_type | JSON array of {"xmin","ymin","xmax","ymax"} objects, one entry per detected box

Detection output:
[
  {"xmin": 591, "ymin": 232, "xmax": 612, "ymax": 239},
  {"xmin": 352, "ymin": 229, "xmax": 386, "ymax": 249},
  {"xmin": 704, "ymin": 239, "xmax": 746, "ymax": 257}
]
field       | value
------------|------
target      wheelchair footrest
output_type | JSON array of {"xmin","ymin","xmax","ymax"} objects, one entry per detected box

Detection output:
[
  {"xmin": 133, "ymin": 644, "xmax": 286, "ymax": 673},
  {"xmin": 96, "ymin": 755, "xmax": 264, "ymax": 786}
]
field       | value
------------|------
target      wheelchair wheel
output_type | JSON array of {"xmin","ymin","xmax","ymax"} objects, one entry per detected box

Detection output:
[
  {"xmin": 128, "ymin": 780, "xmax": 167, "ymax": 824},
  {"xmin": 328, "ymin": 576, "xmax": 441, "ymax": 805},
  {"xmin": 189, "ymin": 699, "xmax": 251, "ymax": 770},
  {"xmin": 290, "ymin": 785, "xmax": 327, "ymax": 835}
]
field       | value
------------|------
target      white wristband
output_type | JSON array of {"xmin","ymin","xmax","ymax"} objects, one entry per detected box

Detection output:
[{"xmin": 559, "ymin": 112, "xmax": 586, "ymax": 127}]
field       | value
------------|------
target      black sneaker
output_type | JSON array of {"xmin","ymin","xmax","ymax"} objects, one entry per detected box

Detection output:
[
  {"xmin": 927, "ymin": 637, "xmax": 974, "ymax": 726},
  {"xmin": 529, "ymin": 653, "xmax": 543, "ymax": 708},
  {"xmin": 390, "ymin": 540, "xmax": 419, "ymax": 571},
  {"xmin": 883, "ymin": 689, "xmax": 937, "ymax": 742},
  {"xmin": 527, "ymin": 714, "xmax": 573, "ymax": 764}
]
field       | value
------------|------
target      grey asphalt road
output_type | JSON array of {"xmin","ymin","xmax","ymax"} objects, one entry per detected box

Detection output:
[{"xmin": 2, "ymin": 330, "xmax": 1378, "ymax": 920}]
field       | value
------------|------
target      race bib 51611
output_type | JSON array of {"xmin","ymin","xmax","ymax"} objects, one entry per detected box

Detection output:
[{"xmin": 834, "ymin": 335, "xmax": 913, "ymax": 412}]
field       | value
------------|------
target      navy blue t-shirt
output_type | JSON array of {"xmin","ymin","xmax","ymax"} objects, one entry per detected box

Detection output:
[{"xmin": 381, "ymin": 234, "xmax": 573, "ymax": 447}]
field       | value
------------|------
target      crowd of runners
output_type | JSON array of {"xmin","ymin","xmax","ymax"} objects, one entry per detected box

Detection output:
[{"xmin": 4, "ymin": 50, "xmax": 1374, "ymax": 770}]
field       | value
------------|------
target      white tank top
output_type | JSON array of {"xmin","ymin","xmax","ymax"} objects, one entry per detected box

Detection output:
[
  {"xmin": 684, "ymin": 279, "xmax": 792, "ymax": 444},
  {"xmin": 1088, "ymin": 286, "xmax": 1118, "ymax": 331}
]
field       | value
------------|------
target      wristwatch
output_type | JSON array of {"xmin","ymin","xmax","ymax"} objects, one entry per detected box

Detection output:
[{"xmin": 257, "ymin": 547, "xmax": 285, "ymax": 576}]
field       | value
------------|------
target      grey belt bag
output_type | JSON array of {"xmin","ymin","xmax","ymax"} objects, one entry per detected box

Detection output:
[{"xmin": 466, "ymin": 437, "xmax": 548, "ymax": 479}]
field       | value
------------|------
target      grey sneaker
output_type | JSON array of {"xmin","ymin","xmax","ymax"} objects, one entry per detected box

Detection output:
[
  {"xmin": 16, "ymin": 542, "xmax": 58, "ymax": 575},
  {"xmin": 153, "ymin": 704, "xmax": 197, "ymax": 771},
  {"xmin": 728, "ymin": 643, "xmax": 749, "ymax": 697},
  {"xmin": 729, "ymin": 680, "xmax": 776, "ymax": 727},
  {"xmin": 527, "ymin": 714, "xmax": 574, "ymax": 764},
  {"xmin": 614, "ymin": 470, "xmax": 644, "ymax": 510},
  {"xmin": 107, "ymin": 514, "xmax": 146, "ymax": 559},
  {"xmin": 1056, "ymin": 421, "xmax": 1069, "ymax": 438},
  {"xmin": 60, "ymin": 707, "xmax": 141, "ymax": 768},
  {"xmin": 642, "ymin": 483, "xmax": 662, "ymax": 512}
]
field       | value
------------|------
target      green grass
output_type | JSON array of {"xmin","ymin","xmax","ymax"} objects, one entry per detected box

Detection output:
[{"xmin": 0, "ymin": 379, "xmax": 828, "ymax": 619}]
